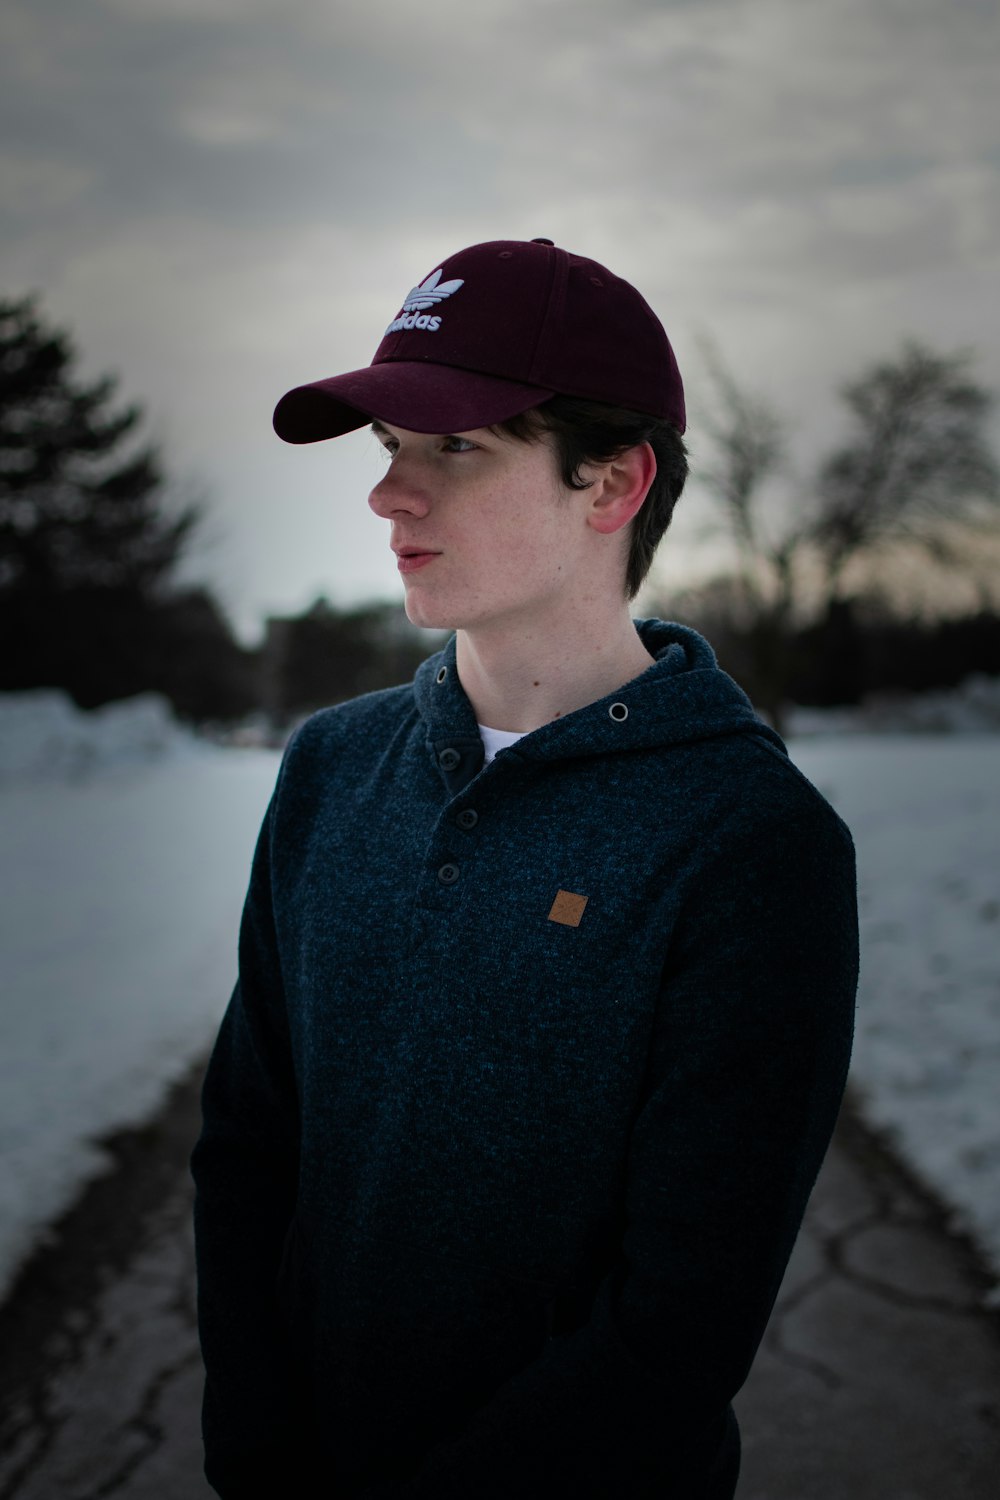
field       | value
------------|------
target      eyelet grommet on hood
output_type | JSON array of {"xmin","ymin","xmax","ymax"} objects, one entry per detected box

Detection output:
[
  {"xmin": 436, "ymin": 666, "xmax": 448, "ymax": 685},
  {"xmin": 609, "ymin": 702, "xmax": 629, "ymax": 722}
]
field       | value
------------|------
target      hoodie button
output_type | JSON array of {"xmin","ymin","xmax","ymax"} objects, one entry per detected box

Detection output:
[
  {"xmin": 438, "ymin": 863, "xmax": 460, "ymax": 885},
  {"xmin": 438, "ymin": 747, "xmax": 461, "ymax": 771},
  {"xmin": 609, "ymin": 702, "xmax": 629, "ymax": 722},
  {"xmin": 456, "ymin": 808, "xmax": 478, "ymax": 830}
]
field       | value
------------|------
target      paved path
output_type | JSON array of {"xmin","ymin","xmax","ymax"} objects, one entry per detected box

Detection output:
[{"xmin": 1, "ymin": 1066, "xmax": 998, "ymax": 1499}]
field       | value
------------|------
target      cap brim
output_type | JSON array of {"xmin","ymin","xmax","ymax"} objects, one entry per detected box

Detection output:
[{"xmin": 272, "ymin": 361, "xmax": 555, "ymax": 444}]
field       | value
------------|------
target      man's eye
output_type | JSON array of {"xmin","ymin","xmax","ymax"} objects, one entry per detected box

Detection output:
[{"xmin": 443, "ymin": 437, "xmax": 476, "ymax": 453}]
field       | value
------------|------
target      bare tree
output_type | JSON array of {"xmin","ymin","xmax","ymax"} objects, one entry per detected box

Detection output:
[
  {"xmin": 689, "ymin": 338, "xmax": 1000, "ymax": 726},
  {"xmin": 692, "ymin": 338, "xmax": 807, "ymax": 730},
  {"xmin": 811, "ymin": 340, "xmax": 1000, "ymax": 601}
]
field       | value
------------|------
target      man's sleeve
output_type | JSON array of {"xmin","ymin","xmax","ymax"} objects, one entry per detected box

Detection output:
[
  {"xmin": 191, "ymin": 790, "xmax": 316, "ymax": 1498},
  {"xmin": 362, "ymin": 792, "xmax": 859, "ymax": 1499}
]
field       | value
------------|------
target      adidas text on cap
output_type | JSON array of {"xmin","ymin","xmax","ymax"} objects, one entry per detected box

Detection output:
[{"xmin": 272, "ymin": 238, "xmax": 685, "ymax": 443}]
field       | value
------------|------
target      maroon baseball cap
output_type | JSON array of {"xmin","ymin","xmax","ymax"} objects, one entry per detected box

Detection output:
[{"xmin": 272, "ymin": 237, "xmax": 685, "ymax": 443}]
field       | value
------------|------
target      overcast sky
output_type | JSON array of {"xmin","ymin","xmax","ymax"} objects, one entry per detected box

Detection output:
[{"xmin": 4, "ymin": 0, "xmax": 998, "ymax": 639}]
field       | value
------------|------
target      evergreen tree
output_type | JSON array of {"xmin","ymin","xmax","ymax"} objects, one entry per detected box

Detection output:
[
  {"xmin": 0, "ymin": 292, "xmax": 199, "ymax": 600},
  {"xmin": 0, "ymin": 293, "xmax": 238, "ymax": 711}
]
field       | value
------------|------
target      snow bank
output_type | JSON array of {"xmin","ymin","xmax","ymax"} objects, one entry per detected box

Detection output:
[
  {"xmin": 0, "ymin": 690, "xmax": 282, "ymax": 1298},
  {"xmin": 790, "ymin": 736, "xmax": 1000, "ymax": 1299},
  {"xmin": 0, "ymin": 690, "xmax": 201, "ymax": 782},
  {"xmin": 786, "ymin": 672, "xmax": 1000, "ymax": 736}
]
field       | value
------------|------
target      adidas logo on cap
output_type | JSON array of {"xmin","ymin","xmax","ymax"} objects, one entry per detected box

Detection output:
[{"xmin": 385, "ymin": 268, "xmax": 465, "ymax": 334}]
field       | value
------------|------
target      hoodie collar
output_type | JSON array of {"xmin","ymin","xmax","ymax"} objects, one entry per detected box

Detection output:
[{"xmin": 413, "ymin": 619, "xmax": 784, "ymax": 787}]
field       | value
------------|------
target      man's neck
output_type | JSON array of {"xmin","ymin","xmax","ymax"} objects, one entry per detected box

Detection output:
[{"xmin": 455, "ymin": 605, "xmax": 656, "ymax": 733}]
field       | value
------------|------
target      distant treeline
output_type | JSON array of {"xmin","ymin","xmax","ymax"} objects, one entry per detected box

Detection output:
[
  {"xmin": 0, "ymin": 587, "xmax": 440, "ymax": 726},
  {"xmin": 676, "ymin": 596, "xmax": 1000, "ymax": 714},
  {"xmin": 4, "ymin": 583, "xmax": 999, "ymax": 728}
]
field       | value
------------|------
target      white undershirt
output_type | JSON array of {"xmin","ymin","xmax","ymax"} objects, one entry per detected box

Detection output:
[{"xmin": 478, "ymin": 723, "xmax": 527, "ymax": 765}]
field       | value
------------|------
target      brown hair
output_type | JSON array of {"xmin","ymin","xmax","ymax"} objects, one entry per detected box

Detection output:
[{"xmin": 492, "ymin": 396, "xmax": 688, "ymax": 599}]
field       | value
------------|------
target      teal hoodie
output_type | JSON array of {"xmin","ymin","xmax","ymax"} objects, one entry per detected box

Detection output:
[{"xmin": 192, "ymin": 619, "xmax": 859, "ymax": 1498}]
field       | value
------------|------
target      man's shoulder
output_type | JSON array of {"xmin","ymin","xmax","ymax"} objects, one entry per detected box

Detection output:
[
  {"xmin": 741, "ymin": 732, "xmax": 852, "ymax": 840},
  {"xmin": 655, "ymin": 727, "xmax": 855, "ymax": 854},
  {"xmin": 278, "ymin": 682, "xmax": 420, "ymax": 782},
  {"xmin": 297, "ymin": 680, "xmax": 417, "ymax": 738}
]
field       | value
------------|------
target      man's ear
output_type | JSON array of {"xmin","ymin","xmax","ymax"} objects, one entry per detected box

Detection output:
[{"xmin": 585, "ymin": 443, "xmax": 656, "ymax": 535}]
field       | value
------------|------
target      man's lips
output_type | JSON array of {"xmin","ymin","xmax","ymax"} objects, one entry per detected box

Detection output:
[{"xmin": 393, "ymin": 546, "xmax": 440, "ymax": 574}]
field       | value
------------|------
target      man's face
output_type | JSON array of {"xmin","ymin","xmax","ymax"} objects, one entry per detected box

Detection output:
[{"xmin": 367, "ymin": 420, "xmax": 593, "ymax": 634}]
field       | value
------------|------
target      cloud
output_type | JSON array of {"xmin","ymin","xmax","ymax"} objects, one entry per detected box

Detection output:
[{"xmin": 6, "ymin": 0, "xmax": 996, "ymax": 256}]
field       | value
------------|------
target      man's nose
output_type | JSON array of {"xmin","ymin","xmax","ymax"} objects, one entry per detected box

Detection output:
[{"xmin": 367, "ymin": 461, "xmax": 432, "ymax": 520}]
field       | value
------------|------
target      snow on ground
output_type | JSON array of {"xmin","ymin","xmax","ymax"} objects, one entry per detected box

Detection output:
[
  {"xmin": 786, "ymin": 671, "xmax": 1000, "ymax": 737},
  {"xmin": 789, "ymin": 735, "xmax": 1000, "ymax": 1295},
  {"xmin": 0, "ymin": 690, "xmax": 205, "ymax": 780},
  {"xmin": 0, "ymin": 692, "xmax": 281, "ymax": 1298},
  {"xmin": 1, "ymin": 686, "xmax": 999, "ymax": 1302}
]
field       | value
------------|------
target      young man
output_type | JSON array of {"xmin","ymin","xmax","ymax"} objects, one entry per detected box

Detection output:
[{"xmin": 191, "ymin": 238, "xmax": 859, "ymax": 1499}]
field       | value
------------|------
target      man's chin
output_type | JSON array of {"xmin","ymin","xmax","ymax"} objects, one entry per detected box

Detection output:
[{"xmin": 403, "ymin": 595, "xmax": 456, "ymax": 632}]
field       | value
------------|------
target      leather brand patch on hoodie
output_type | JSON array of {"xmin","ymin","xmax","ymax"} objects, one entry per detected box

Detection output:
[{"xmin": 548, "ymin": 890, "xmax": 589, "ymax": 927}]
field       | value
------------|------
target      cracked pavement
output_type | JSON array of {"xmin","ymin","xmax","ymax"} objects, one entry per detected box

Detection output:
[{"xmin": 1, "ymin": 1070, "xmax": 998, "ymax": 1499}]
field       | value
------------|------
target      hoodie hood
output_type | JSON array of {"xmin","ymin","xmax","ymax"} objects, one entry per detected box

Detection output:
[{"xmin": 413, "ymin": 619, "xmax": 785, "ymax": 785}]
